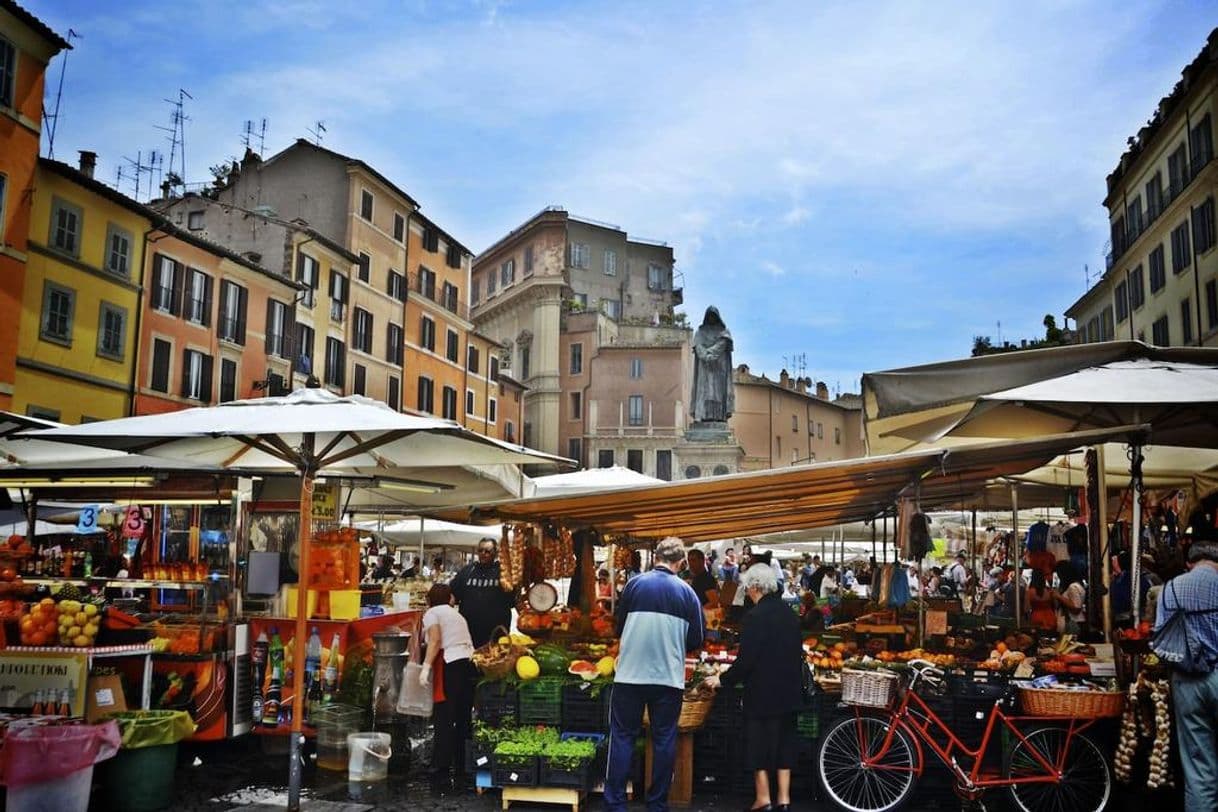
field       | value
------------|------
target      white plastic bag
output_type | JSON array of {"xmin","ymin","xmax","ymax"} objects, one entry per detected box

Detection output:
[{"xmin": 397, "ymin": 661, "xmax": 433, "ymax": 717}]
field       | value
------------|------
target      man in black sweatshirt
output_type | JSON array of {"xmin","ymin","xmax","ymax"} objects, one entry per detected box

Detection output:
[{"xmin": 451, "ymin": 538, "xmax": 516, "ymax": 647}]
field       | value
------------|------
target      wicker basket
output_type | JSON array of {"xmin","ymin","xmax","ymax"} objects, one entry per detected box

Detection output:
[
  {"xmin": 471, "ymin": 626, "xmax": 525, "ymax": 680},
  {"xmin": 841, "ymin": 668, "xmax": 898, "ymax": 709},
  {"xmin": 1017, "ymin": 687, "xmax": 1125, "ymax": 718},
  {"xmin": 642, "ymin": 693, "xmax": 716, "ymax": 732}
]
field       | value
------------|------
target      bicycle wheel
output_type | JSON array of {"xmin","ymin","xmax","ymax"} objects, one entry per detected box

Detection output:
[
  {"xmin": 1006, "ymin": 728, "xmax": 1110, "ymax": 812},
  {"xmin": 818, "ymin": 714, "xmax": 917, "ymax": 812}
]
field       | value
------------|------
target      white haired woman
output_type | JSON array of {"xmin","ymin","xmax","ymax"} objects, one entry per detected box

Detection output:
[{"xmin": 706, "ymin": 562, "xmax": 803, "ymax": 811}]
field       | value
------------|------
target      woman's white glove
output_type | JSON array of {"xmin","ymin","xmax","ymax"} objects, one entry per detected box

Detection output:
[{"xmin": 418, "ymin": 666, "xmax": 431, "ymax": 687}]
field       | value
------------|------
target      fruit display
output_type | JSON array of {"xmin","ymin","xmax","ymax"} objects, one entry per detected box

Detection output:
[
  {"xmin": 0, "ymin": 598, "xmax": 26, "ymax": 619},
  {"xmin": 874, "ymin": 648, "xmax": 958, "ymax": 668},
  {"xmin": 533, "ymin": 643, "xmax": 573, "ymax": 676},
  {"xmin": 515, "ymin": 655, "xmax": 540, "ymax": 680},
  {"xmin": 56, "ymin": 599, "xmax": 101, "ymax": 647},
  {"xmin": 567, "ymin": 660, "xmax": 599, "ymax": 681},
  {"xmin": 18, "ymin": 598, "xmax": 59, "ymax": 646}
]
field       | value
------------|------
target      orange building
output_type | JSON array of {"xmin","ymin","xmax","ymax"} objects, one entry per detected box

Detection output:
[
  {"xmin": 134, "ymin": 228, "xmax": 303, "ymax": 414},
  {"xmin": 0, "ymin": 1, "xmax": 69, "ymax": 410}
]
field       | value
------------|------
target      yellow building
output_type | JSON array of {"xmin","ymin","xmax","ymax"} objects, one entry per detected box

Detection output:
[{"xmin": 16, "ymin": 156, "xmax": 150, "ymax": 422}]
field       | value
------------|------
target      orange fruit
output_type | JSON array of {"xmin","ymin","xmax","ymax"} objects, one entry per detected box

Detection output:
[
  {"xmin": 29, "ymin": 631, "xmax": 46, "ymax": 646},
  {"xmin": 995, "ymin": 642, "xmax": 1008, "ymax": 654}
]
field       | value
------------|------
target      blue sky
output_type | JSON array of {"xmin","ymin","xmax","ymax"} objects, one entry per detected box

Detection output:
[{"xmin": 26, "ymin": 0, "xmax": 1218, "ymax": 393}]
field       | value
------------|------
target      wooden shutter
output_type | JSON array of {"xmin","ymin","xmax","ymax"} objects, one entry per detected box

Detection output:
[
  {"xmin": 200, "ymin": 354, "xmax": 214, "ymax": 402},
  {"xmin": 236, "ymin": 286, "xmax": 248, "ymax": 345},
  {"xmin": 151, "ymin": 339, "xmax": 170, "ymax": 392},
  {"xmin": 170, "ymin": 261, "xmax": 184, "ymax": 316},
  {"xmin": 151, "ymin": 254, "xmax": 164, "ymax": 297},
  {"xmin": 265, "ymin": 300, "xmax": 275, "ymax": 354},
  {"xmin": 180, "ymin": 350, "xmax": 192, "ymax": 397},
  {"xmin": 201, "ymin": 274, "xmax": 214, "ymax": 327}
]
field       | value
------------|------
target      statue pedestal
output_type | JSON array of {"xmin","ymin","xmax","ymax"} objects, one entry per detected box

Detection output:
[{"xmin": 676, "ymin": 422, "xmax": 744, "ymax": 480}]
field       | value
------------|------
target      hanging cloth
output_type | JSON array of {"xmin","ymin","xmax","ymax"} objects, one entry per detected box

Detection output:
[{"xmin": 888, "ymin": 563, "xmax": 910, "ymax": 608}]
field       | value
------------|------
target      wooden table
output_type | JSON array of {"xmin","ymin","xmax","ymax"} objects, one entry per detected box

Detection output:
[{"xmin": 644, "ymin": 730, "xmax": 694, "ymax": 807}]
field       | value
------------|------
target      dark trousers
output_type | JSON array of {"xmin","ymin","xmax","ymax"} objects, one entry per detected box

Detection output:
[
  {"xmin": 605, "ymin": 682, "xmax": 682, "ymax": 812},
  {"xmin": 430, "ymin": 658, "xmax": 475, "ymax": 774}
]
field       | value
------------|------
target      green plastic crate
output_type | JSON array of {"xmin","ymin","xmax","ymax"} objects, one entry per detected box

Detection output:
[
  {"xmin": 796, "ymin": 712, "xmax": 819, "ymax": 740},
  {"xmin": 518, "ymin": 677, "xmax": 564, "ymax": 725}
]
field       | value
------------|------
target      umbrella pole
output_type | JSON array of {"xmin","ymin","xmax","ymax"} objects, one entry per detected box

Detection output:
[
  {"xmin": 1011, "ymin": 484, "xmax": 1020, "ymax": 625},
  {"xmin": 1130, "ymin": 443, "xmax": 1144, "ymax": 623},
  {"xmin": 288, "ymin": 454, "xmax": 316, "ymax": 810}
]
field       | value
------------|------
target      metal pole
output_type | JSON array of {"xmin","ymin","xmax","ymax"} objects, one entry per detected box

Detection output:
[
  {"xmin": 1011, "ymin": 484, "xmax": 1021, "ymax": 625},
  {"xmin": 1130, "ymin": 443, "xmax": 1144, "ymax": 623},
  {"xmin": 287, "ymin": 437, "xmax": 316, "ymax": 811},
  {"xmin": 1095, "ymin": 446, "xmax": 1113, "ymax": 641}
]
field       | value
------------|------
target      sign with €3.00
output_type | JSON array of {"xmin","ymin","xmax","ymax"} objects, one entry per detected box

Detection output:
[{"xmin": 311, "ymin": 483, "xmax": 338, "ymax": 523}]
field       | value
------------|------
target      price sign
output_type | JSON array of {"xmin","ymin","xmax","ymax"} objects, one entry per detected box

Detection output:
[
  {"xmin": 311, "ymin": 483, "xmax": 338, "ymax": 523},
  {"xmin": 121, "ymin": 505, "xmax": 146, "ymax": 539},
  {"xmin": 76, "ymin": 504, "xmax": 101, "ymax": 534},
  {"xmin": 925, "ymin": 610, "xmax": 948, "ymax": 636}
]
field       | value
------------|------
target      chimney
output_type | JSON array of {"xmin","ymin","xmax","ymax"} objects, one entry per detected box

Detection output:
[
  {"xmin": 816, "ymin": 381, "xmax": 829, "ymax": 400},
  {"xmin": 78, "ymin": 151, "xmax": 97, "ymax": 179},
  {"xmin": 796, "ymin": 377, "xmax": 808, "ymax": 394},
  {"xmin": 779, "ymin": 369, "xmax": 790, "ymax": 388}
]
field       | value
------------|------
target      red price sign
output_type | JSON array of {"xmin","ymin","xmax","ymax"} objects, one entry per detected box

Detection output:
[{"xmin": 122, "ymin": 505, "xmax": 146, "ymax": 539}]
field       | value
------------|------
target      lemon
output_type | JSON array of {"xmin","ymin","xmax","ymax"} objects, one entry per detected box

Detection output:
[
  {"xmin": 515, "ymin": 655, "xmax": 540, "ymax": 680},
  {"xmin": 83, "ymin": 604, "xmax": 99, "ymax": 617},
  {"xmin": 596, "ymin": 656, "xmax": 616, "ymax": 677}
]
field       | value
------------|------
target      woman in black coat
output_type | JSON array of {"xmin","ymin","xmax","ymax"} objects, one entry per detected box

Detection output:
[{"xmin": 706, "ymin": 561, "xmax": 804, "ymax": 812}]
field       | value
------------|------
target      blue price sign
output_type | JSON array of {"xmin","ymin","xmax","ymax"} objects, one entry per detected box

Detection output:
[{"xmin": 76, "ymin": 504, "xmax": 101, "ymax": 534}]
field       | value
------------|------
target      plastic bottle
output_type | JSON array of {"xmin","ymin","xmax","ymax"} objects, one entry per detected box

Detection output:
[
  {"xmin": 262, "ymin": 627, "xmax": 283, "ymax": 727},
  {"xmin": 31, "ymin": 690, "xmax": 43, "ymax": 715},
  {"xmin": 322, "ymin": 632, "xmax": 342, "ymax": 703},
  {"xmin": 83, "ymin": 551, "xmax": 93, "ymax": 578},
  {"xmin": 251, "ymin": 630, "xmax": 269, "ymax": 725},
  {"xmin": 57, "ymin": 689, "xmax": 71, "ymax": 717},
  {"xmin": 304, "ymin": 627, "xmax": 322, "ymax": 723}
]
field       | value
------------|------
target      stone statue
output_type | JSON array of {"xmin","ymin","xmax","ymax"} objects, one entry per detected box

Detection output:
[{"xmin": 691, "ymin": 306, "xmax": 734, "ymax": 422}]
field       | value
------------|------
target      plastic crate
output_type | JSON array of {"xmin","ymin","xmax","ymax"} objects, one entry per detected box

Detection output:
[
  {"xmin": 492, "ymin": 754, "xmax": 539, "ymax": 787},
  {"xmin": 465, "ymin": 740, "xmax": 494, "ymax": 773},
  {"xmin": 561, "ymin": 682, "xmax": 610, "ymax": 732},
  {"xmin": 540, "ymin": 757, "xmax": 595, "ymax": 789},
  {"xmin": 796, "ymin": 711, "xmax": 820, "ymax": 740},
  {"xmin": 518, "ymin": 677, "xmax": 564, "ymax": 725},
  {"xmin": 474, "ymin": 681, "xmax": 518, "ymax": 726}
]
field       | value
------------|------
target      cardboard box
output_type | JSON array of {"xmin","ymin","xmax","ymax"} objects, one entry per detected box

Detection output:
[{"xmin": 86, "ymin": 673, "xmax": 128, "ymax": 722}]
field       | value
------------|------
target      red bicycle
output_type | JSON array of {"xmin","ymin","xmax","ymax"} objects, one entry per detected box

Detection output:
[{"xmin": 817, "ymin": 660, "xmax": 1111, "ymax": 812}]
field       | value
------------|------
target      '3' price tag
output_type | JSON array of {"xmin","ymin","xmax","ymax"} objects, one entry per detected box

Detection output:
[
  {"xmin": 76, "ymin": 504, "xmax": 101, "ymax": 534},
  {"xmin": 122, "ymin": 505, "xmax": 146, "ymax": 539}
]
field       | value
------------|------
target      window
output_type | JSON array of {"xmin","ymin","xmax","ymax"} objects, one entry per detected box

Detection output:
[
  {"xmin": 835, "ymin": 426, "xmax": 842, "ymax": 445},
  {"xmin": 647, "ymin": 263, "xmax": 665, "ymax": 291},
  {"xmin": 520, "ymin": 345, "xmax": 530, "ymax": 380},
  {"xmin": 360, "ymin": 189, "xmax": 374, "ymax": 221},
  {"xmin": 1194, "ymin": 197, "xmax": 1215, "ymax": 255},
  {"xmin": 467, "ymin": 344, "xmax": 480, "ymax": 374},
  {"xmin": 1190, "ymin": 114, "xmax": 1213, "ymax": 174},
  {"xmin": 1086, "ymin": 316, "xmax": 1100, "ymax": 343},
  {"xmin": 571, "ymin": 292, "xmax": 588, "ymax": 309},
  {"xmin": 1115, "ymin": 281, "xmax": 1129, "ymax": 322},
  {"xmin": 387, "ymin": 323, "xmax": 403, "ymax": 365},
  {"xmin": 626, "ymin": 449, "xmax": 643, "ymax": 473},
  {"xmin": 656, "ymin": 449, "xmax": 672, "ymax": 481},
  {"xmin": 1152, "ymin": 315, "xmax": 1170, "ymax": 347},
  {"xmin": 1209, "ymin": 279, "xmax": 1218, "ymax": 331},
  {"xmin": 293, "ymin": 254, "xmax": 318, "ymax": 308},
  {"xmin": 486, "ymin": 269, "xmax": 497, "ymax": 296},
  {"xmin": 628, "ymin": 395, "xmax": 644, "ymax": 426},
  {"xmin": 0, "ymin": 173, "xmax": 6, "ymax": 244},
  {"xmin": 569, "ymin": 438, "xmax": 583, "ymax": 465},
  {"xmin": 324, "ymin": 338, "xmax": 345, "ymax": 387},
  {"xmin": 1149, "ymin": 244, "xmax": 1166, "ymax": 293},
  {"xmin": 105, "ymin": 224, "xmax": 132, "ymax": 277},
  {"xmin": 423, "ymin": 226, "xmax": 439, "ymax": 252},
  {"xmin": 353, "ymin": 308, "xmax": 373, "ymax": 353},
  {"xmin": 48, "ymin": 198, "xmax": 82, "ymax": 257},
  {"xmin": 442, "ymin": 281, "xmax": 459, "ymax": 312},
  {"xmin": 185, "ymin": 268, "xmax": 212, "ymax": 325},
  {"xmin": 96, "ymin": 302, "xmax": 126, "ymax": 360},
  {"xmin": 155, "ymin": 256, "xmax": 184, "ymax": 315},
  {"xmin": 569, "ymin": 242, "xmax": 589, "ymax": 269},
  {"xmin": 443, "ymin": 386, "xmax": 458, "ymax": 420},
  {"xmin": 570, "ymin": 392, "xmax": 582, "ymax": 419},
  {"xmin": 446, "ymin": 329, "xmax": 459, "ymax": 363},
  {"xmin": 1101, "ymin": 306, "xmax": 1114, "ymax": 340},
  {"xmin": 40, "ymin": 282, "xmax": 74, "ymax": 344},
  {"xmin": 352, "ymin": 364, "xmax": 366, "ymax": 396},
  {"xmin": 1172, "ymin": 221, "xmax": 1192, "ymax": 273},
  {"xmin": 296, "ymin": 324, "xmax": 315, "ymax": 374},
  {"xmin": 792, "ymin": 414, "xmax": 798, "ymax": 432},
  {"xmin": 603, "ymin": 249, "xmax": 617, "ymax": 276},
  {"xmin": 1126, "ymin": 197, "xmax": 1143, "ymax": 241},
  {"xmin": 150, "ymin": 339, "xmax": 171, "ymax": 392},
  {"xmin": 602, "ymin": 299, "xmax": 622, "ymax": 319},
  {"xmin": 1146, "ymin": 172, "xmax": 1164, "ymax": 221},
  {"xmin": 598, "ymin": 449, "xmax": 615, "ymax": 468},
  {"xmin": 387, "ymin": 376, "xmax": 400, "ymax": 411},
  {"xmin": 218, "ymin": 281, "xmax": 247, "ymax": 344},
  {"xmin": 501, "ymin": 259, "xmax": 515, "ymax": 287},
  {"xmin": 357, "ymin": 252, "xmax": 370, "ymax": 283},
  {"xmin": 505, "ymin": 421, "xmax": 516, "ymax": 443},
  {"xmin": 471, "ymin": 278, "xmax": 481, "ymax": 306},
  {"xmin": 265, "ymin": 299, "xmax": 288, "ymax": 357},
  {"xmin": 418, "ymin": 267, "xmax": 436, "ymax": 300},
  {"xmin": 1182, "ymin": 298, "xmax": 1194, "ymax": 345},
  {"xmin": 817, "ymin": 422, "xmax": 824, "ymax": 440},
  {"xmin": 1168, "ymin": 143, "xmax": 1188, "ymax": 197},
  {"xmin": 419, "ymin": 315, "xmax": 435, "ymax": 351},
  {"xmin": 1129, "ymin": 264, "xmax": 1145, "ymax": 310},
  {"xmin": 489, "ymin": 356, "xmax": 499, "ymax": 381},
  {"xmin": 488, "ymin": 398, "xmax": 498, "ymax": 424},
  {"xmin": 446, "ymin": 243, "xmax": 462, "ymax": 269},
  {"xmin": 329, "ymin": 271, "xmax": 348, "ymax": 321},
  {"xmin": 388, "ymin": 270, "xmax": 405, "ymax": 302},
  {"xmin": 181, "ymin": 349, "xmax": 213, "ymax": 401},
  {"xmin": 220, "ymin": 359, "xmax": 237, "ymax": 403},
  {"xmin": 570, "ymin": 343, "xmax": 583, "ymax": 374},
  {"xmin": 187, "ymin": 210, "xmax": 205, "ymax": 230},
  {"xmin": 0, "ymin": 37, "xmax": 14, "ymax": 109},
  {"xmin": 524, "ymin": 245, "xmax": 534, "ymax": 276},
  {"xmin": 393, "ymin": 212, "xmax": 405, "ymax": 241},
  {"xmin": 630, "ymin": 358, "xmax": 643, "ymax": 378},
  {"xmin": 1110, "ymin": 215, "xmax": 1126, "ymax": 257},
  {"xmin": 465, "ymin": 388, "xmax": 475, "ymax": 415},
  {"xmin": 417, "ymin": 376, "xmax": 435, "ymax": 413}
]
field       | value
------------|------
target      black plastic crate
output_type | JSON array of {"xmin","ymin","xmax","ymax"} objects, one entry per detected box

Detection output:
[
  {"xmin": 465, "ymin": 740, "xmax": 494, "ymax": 773},
  {"xmin": 474, "ymin": 681, "xmax": 518, "ymax": 726},
  {"xmin": 540, "ymin": 757, "xmax": 595, "ymax": 789},
  {"xmin": 492, "ymin": 754, "xmax": 539, "ymax": 787},
  {"xmin": 561, "ymin": 682, "xmax": 610, "ymax": 732}
]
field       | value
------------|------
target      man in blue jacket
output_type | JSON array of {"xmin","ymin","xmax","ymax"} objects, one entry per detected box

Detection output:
[{"xmin": 605, "ymin": 537, "xmax": 704, "ymax": 812}]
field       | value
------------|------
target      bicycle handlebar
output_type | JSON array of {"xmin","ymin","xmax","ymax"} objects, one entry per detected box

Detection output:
[{"xmin": 906, "ymin": 659, "xmax": 946, "ymax": 686}]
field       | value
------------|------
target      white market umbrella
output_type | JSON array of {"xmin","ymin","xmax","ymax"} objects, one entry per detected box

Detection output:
[
  {"xmin": 530, "ymin": 465, "xmax": 663, "ymax": 497},
  {"xmin": 356, "ymin": 516, "xmax": 502, "ymax": 549},
  {"xmin": 24, "ymin": 386, "xmax": 571, "ymax": 808}
]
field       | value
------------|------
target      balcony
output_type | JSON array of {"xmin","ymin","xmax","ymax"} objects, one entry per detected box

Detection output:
[
  {"xmin": 409, "ymin": 271, "xmax": 470, "ymax": 320},
  {"xmin": 1106, "ymin": 150, "xmax": 1212, "ymax": 270}
]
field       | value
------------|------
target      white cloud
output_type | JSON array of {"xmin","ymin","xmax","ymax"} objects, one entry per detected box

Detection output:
[
  {"xmin": 761, "ymin": 261, "xmax": 785, "ymax": 277},
  {"xmin": 782, "ymin": 205, "xmax": 810, "ymax": 226}
]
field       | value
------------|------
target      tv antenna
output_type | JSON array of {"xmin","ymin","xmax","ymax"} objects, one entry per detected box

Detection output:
[
  {"xmin": 1084, "ymin": 263, "xmax": 1090, "ymax": 289},
  {"xmin": 306, "ymin": 120, "xmax": 326, "ymax": 146},
  {"xmin": 43, "ymin": 29, "xmax": 81, "ymax": 160},
  {"xmin": 121, "ymin": 150, "xmax": 157, "ymax": 200},
  {"xmin": 242, "ymin": 118, "xmax": 268, "ymax": 154},
  {"xmin": 155, "ymin": 89, "xmax": 192, "ymax": 195}
]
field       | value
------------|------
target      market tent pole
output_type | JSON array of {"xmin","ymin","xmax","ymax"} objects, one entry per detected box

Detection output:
[
  {"xmin": 1095, "ymin": 446, "xmax": 1112, "ymax": 641},
  {"xmin": 1011, "ymin": 483, "xmax": 1021, "ymax": 623},
  {"xmin": 1129, "ymin": 442, "xmax": 1144, "ymax": 623},
  {"xmin": 288, "ymin": 435, "xmax": 315, "ymax": 812},
  {"xmin": 970, "ymin": 508, "xmax": 977, "ymax": 584},
  {"xmin": 871, "ymin": 518, "xmax": 877, "ymax": 561}
]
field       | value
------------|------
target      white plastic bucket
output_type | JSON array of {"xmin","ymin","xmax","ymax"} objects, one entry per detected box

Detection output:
[
  {"xmin": 6, "ymin": 766, "xmax": 93, "ymax": 812},
  {"xmin": 347, "ymin": 732, "xmax": 391, "ymax": 781},
  {"xmin": 392, "ymin": 592, "xmax": 411, "ymax": 611}
]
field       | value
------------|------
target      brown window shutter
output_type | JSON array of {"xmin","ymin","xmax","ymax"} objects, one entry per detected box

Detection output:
[
  {"xmin": 201, "ymin": 354, "xmax": 214, "ymax": 402},
  {"xmin": 170, "ymin": 261, "xmax": 184, "ymax": 316},
  {"xmin": 152, "ymin": 254, "xmax": 164, "ymax": 294},
  {"xmin": 236, "ymin": 287, "xmax": 248, "ymax": 344},
  {"xmin": 180, "ymin": 350, "xmax": 192, "ymax": 397},
  {"xmin": 265, "ymin": 299, "xmax": 274, "ymax": 354},
  {"xmin": 202, "ymin": 274, "xmax": 214, "ymax": 327}
]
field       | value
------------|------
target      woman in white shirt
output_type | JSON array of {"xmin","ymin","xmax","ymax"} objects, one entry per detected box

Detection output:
[
  {"xmin": 419, "ymin": 582, "xmax": 476, "ymax": 784},
  {"xmin": 1054, "ymin": 562, "xmax": 1086, "ymax": 633},
  {"xmin": 819, "ymin": 567, "xmax": 840, "ymax": 599}
]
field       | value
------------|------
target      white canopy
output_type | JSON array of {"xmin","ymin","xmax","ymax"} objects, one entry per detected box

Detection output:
[
  {"xmin": 529, "ymin": 466, "xmax": 663, "ymax": 497},
  {"xmin": 356, "ymin": 517, "xmax": 502, "ymax": 549}
]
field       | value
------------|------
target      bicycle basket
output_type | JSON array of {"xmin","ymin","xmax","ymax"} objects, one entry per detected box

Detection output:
[{"xmin": 841, "ymin": 668, "xmax": 898, "ymax": 708}]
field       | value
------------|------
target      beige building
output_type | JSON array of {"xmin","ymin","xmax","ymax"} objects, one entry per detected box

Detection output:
[
  {"xmin": 472, "ymin": 208, "xmax": 685, "ymax": 458},
  {"xmin": 1068, "ymin": 29, "xmax": 1217, "ymax": 346},
  {"xmin": 730, "ymin": 367, "xmax": 864, "ymax": 471}
]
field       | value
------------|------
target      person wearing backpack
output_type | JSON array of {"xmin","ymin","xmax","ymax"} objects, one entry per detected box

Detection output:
[{"xmin": 1152, "ymin": 541, "xmax": 1218, "ymax": 812}]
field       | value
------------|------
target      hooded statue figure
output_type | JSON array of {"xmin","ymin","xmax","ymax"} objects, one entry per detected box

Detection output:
[{"xmin": 691, "ymin": 306, "xmax": 734, "ymax": 422}]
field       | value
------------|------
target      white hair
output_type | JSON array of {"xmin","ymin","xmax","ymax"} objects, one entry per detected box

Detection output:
[
  {"xmin": 655, "ymin": 537, "xmax": 687, "ymax": 564},
  {"xmin": 740, "ymin": 562, "xmax": 779, "ymax": 595}
]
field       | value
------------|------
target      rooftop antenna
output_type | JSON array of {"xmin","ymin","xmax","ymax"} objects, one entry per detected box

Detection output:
[
  {"xmin": 44, "ymin": 29, "xmax": 81, "ymax": 160},
  {"xmin": 306, "ymin": 120, "xmax": 326, "ymax": 146},
  {"xmin": 122, "ymin": 151, "xmax": 155, "ymax": 200},
  {"xmin": 156, "ymin": 89, "xmax": 192, "ymax": 195},
  {"xmin": 241, "ymin": 119, "xmax": 267, "ymax": 153},
  {"xmin": 1084, "ymin": 263, "xmax": 1090, "ymax": 289},
  {"xmin": 792, "ymin": 352, "xmax": 807, "ymax": 379}
]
